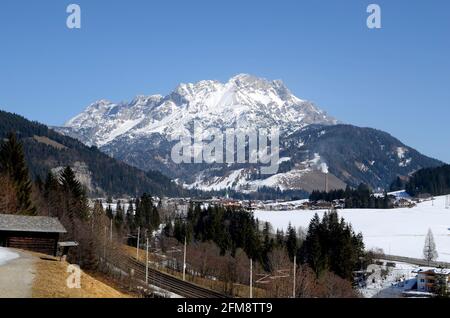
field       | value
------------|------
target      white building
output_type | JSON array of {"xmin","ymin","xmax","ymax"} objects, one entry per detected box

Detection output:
[{"xmin": 415, "ymin": 268, "xmax": 450, "ymax": 293}]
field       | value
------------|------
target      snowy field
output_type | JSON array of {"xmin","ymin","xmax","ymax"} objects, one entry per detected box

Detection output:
[
  {"xmin": 0, "ymin": 247, "xmax": 19, "ymax": 266},
  {"xmin": 254, "ymin": 195, "xmax": 450, "ymax": 262}
]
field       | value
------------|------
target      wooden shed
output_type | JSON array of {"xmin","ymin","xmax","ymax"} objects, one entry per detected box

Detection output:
[{"xmin": 0, "ymin": 214, "xmax": 67, "ymax": 256}]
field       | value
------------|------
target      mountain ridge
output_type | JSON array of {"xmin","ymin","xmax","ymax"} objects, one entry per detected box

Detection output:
[
  {"xmin": 56, "ymin": 74, "xmax": 443, "ymax": 193},
  {"xmin": 58, "ymin": 74, "xmax": 338, "ymax": 147}
]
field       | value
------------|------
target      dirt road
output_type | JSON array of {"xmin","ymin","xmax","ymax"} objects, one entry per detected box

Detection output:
[{"xmin": 0, "ymin": 248, "xmax": 36, "ymax": 298}]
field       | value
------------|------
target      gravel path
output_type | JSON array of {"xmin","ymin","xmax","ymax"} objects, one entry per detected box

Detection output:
[{"xmin": 0, "ymin": 248, "xmax": 36, "ymax": 298}]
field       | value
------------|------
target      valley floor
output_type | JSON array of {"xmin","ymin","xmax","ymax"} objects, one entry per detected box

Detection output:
[{"xmin": 254, "ymin": 195, "xmax": 450, "ymax": 262}]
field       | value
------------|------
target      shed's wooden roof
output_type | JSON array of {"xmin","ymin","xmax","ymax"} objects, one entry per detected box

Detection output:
[{"xmin": 0, "ymin": 214, "xmax": 67, "ymax": 233}]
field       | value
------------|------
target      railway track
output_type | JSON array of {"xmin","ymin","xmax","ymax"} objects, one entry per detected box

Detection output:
[{"xmin": 111, "ymin": 253, "xmax": 228, "ymax": 298}]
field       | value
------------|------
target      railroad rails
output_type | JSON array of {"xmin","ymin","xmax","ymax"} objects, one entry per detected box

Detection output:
[{"xmin": 109, "ymin": 250, "xmax": 228, "ymax": 298}]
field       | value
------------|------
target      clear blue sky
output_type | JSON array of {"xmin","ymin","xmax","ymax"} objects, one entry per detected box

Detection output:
[{"xmin": 0, "ymin": 0, "xmax": 449, "ymax": 163}]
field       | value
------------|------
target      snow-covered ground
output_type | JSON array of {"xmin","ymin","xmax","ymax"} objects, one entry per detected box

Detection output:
[
  {"xmin": 359, "ymin": 261, "xmax": 419, "ymax": 298},
  {"xmin": 254, "ymin": 195, "xmax": 450, "ymax": 262},
  {"xmin": 0, "ymin": 247, "xmax": 19, "ymax": 266}
]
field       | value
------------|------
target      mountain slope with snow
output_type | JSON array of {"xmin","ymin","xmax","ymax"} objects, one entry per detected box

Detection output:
[
  {"xmin": 59, "ymin": 74, "xmax": 337, "ymax": 147},
  {"xmin": 57, "ymin": 74, "xmax": 442, "ymax": 193}
]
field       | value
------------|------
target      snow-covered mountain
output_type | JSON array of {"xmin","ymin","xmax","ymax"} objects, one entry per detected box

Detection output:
[
  {"xmin": 61, "ymin": 74, "xmax": 337, "ymax": 147},
  {"xmin": 57, "ymin": 74, "xmax": 442, "ymax": 193}
]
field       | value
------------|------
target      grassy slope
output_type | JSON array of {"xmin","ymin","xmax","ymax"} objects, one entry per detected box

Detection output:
[{"xmin": 32, "ymin": 254, "xmax": 131, "ymax": 298}]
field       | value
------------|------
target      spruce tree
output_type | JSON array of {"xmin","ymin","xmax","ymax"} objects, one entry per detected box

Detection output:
[
  {"xmin": 59, "ymin": 166, "xmax": 89, "ymax": 221},
  {"xmin": 286, "ymin": 223, "xmax": 298, "ymax": 261},
  {"xmin": 92, "ymin": 200, "xmax": 105, "ymax": 230},
  {"xmin": 44, "ymin": 172, "xmax": 61, "ymax": 217},
  {"xmin": 105, "ymin": 204, "xmax": 114, "ymax": 220},
  {"xmin": 44, "ymin": 172, "xmax": 59, "ymax": 197},
  {"xmin": 423, "ymin": 229, "xmax": 438, "ymax": 265},
  {"xmin": 134, "ymin": 197, "xmax": 142, "ymax": 228},
  {"xmin": 126, "ymin": 199, "xmax": 135, "ymax": 232},
  {"xmin": 116, "ymin": 199, "xmax": 124, "ymax": 221},
  {"xmin": 163, "ymin": 216, "xmax": 173, "ymax": 237},
  {"xmin": 0, "ymin": 132, "xmax": 35, "ymax": 215}
]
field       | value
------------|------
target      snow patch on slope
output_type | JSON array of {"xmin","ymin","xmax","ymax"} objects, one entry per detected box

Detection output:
[{"xmin": 0, "ymin": 247, "xmax": 19, "ymax": 266}]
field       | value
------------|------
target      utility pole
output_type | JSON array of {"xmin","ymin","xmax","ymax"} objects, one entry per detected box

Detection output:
[
  {"xmin": 292, "ymin": 255, "xmax": 296, "ymax": 298},
  {"xmin": 136, "ymin": 227, "xmax": 140, "ymax": 260},
  {"xmin": 325, "ymin": 173, "xmax": 329, "ymax": 193},
  {"xmin": 145, "ymin": 237, "xmax": 149, "ymax": 284},
  {"xmin": 103, "ymin": 225, "xmax": 107, "ymax": 259},
  {"xmin": 110, "ymin": 218, "xmax": 113, "ymax": 241},
  {"xmin": 250, "ymin": 259, "xmax": 253, "ymax": 299},
  {"xmin": 183, "ymin": 236, "xmax": 187, "ymax": 281}
]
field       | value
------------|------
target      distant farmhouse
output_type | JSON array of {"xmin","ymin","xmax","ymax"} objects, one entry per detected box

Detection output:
[{"xmin": 0, "ymin": 214, "xmax": 66, "ymax": 256}]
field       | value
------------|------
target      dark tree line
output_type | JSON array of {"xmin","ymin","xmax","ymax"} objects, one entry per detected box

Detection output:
[
  {"xmin": 300, "ymin": 211, "xmax": 365, "ymax": 280},
  {"xmin": 402, "ymin": 165, "xmax": 450, "ymax": 197},
  {"xmin": 310, "ymin": 184, "xmax": 392, "ymax": 209},
  {"xmin": 166, "ymin": 203, "xmax": 366, "ymax": 281},
  {"xmin": 170, "ymin": 204, "xmax": 262, "ymax": 260}
]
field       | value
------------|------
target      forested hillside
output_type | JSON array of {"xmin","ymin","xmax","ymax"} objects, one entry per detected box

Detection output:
[
  {"xmin": 0, "ymin": 110, "xmax": 182, "ymax": 197},
  {"xmin": 391, "ymin": 165, "xmax": 450, "ymax": 196}
]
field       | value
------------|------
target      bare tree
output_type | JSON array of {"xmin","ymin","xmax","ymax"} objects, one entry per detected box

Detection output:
[
  {"xmin": 294, "ymin": 265, "xmax": 318, "ymax": 298},
  {"xmin": 423, "ymin": 228, "xmax": 438, "ymax": 265},
  {"xmin": 315, "ymin": 271, "xmax": 359, "ymax": 298},
  {"xmin": 266, "ymin": 247, "xmax": 292, "ymax": 298}
]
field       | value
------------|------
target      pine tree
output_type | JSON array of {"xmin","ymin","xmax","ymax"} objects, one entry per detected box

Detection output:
[
  {"xmin": 286, "ymin": 223, "xmax": 298, "ymax": 261},
  {"xmin": 44, "ymin": 172, "xmax": 62, "ymax": 217},
  {"xmin": 44, "ymin": 172, "xmax": 59, "ymax": 197},
  {"xmin": 262, "ymin": 222, "xmax": 273, "ymax": 266},
  {"xmin": 105, "ymin": 204, "xmax": 114, "ymax": 220},
  {"xmin": 91, "ymin": 200, "xmax": 105, "ymax": 230},
  {"xmin": 59, "ymin": 166, "xmax": 89, "ymax": 221},
  {"xmin": 115, "ymin": 200, "xmax": 125, "ymax": 232},
  {"xmin": 134, "ymin": 197, "xmax": 142, "ymax": 228},
  {"xmin": 173, "ymin": 217, "xmax": 184, "ymax": 242},
  {"xmin": 275, "ymin": 229, "xmax": 284, "ymax": 247},
  {"xmin": 139, "ymin": 193, "xmax": 160, "ymax": 232},
  {"xmin": 163, "ymin": 216, "xmax": 173, "ymax": 237},
  {"xmin": 126, "ymin": 199, "xmax": 135, "ymax": 231},
  {"xmin": 0, "ymin": 132, "xmax": 35, "ymax": 215},
  {"xmin": 423, "ymin": 229, "xmax": 438, "ymax": 265}
]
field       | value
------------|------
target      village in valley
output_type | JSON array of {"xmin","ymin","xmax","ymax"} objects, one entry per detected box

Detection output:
[{"xmin": 74, "ymin": 189, "xmax": 450, "ymax": 298}]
